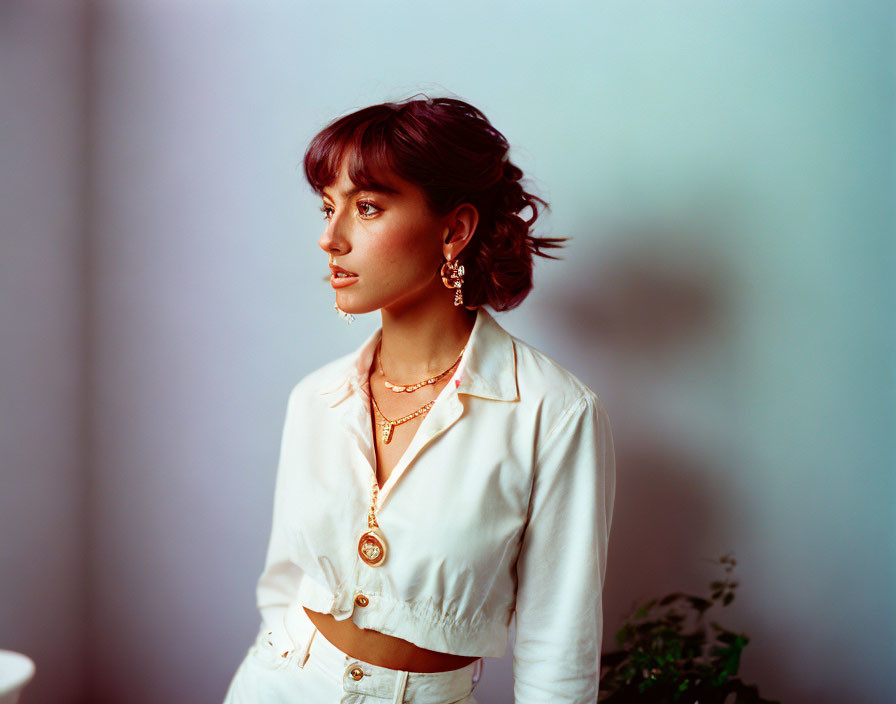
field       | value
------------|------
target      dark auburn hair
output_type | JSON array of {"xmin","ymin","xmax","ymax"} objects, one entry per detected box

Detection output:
[{"xmin": 303, "ymin": 94, "xmax": 566, "ymax": 311}]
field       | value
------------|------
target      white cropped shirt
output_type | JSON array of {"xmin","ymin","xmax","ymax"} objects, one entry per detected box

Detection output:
[{"xmin": 255, "ymin": 308, "xmax": 616, "ymax": 703}]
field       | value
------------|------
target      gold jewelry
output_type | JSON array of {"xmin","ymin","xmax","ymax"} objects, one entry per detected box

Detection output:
[
  {"xmin": 440, "ymin": 257, "xmax": 465, "ymax": 307},
  {"xmin": 327, "ymin": 254, "xmax": 355, "ymax": 323},
  {"xmin": 358, "ymin": 351, "xmax": 443, "ymax": 568},
  {"xmin": 358, "ymin": 476, "xmax": 387, "ymax": 567},
  {"xmin": 375, "ymin": 339, "xmax": 464, "ymax": 393},
  {"xmin": 334, "ymin": 301, "xmax": 355, "ymax": 323},
  {"xmin": 369, "ymin": 391, "xmax": 434, "ymax": 444}
]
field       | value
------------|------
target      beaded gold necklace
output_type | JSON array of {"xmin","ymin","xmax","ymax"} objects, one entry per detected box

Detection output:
[
  {"xmin": 376, "ymin": 339, "xmax": 465, "ymax": 393},
  {"xmin": 369, "ymin": 393, "xmax": 434, "ymax": 445}
]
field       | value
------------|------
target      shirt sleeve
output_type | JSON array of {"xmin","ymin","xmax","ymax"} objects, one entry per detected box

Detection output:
[
  {"xmin": 512, "ymin": 392, "xmax": 617, "ymax": 704},
  {"xmin": 255, "ymin": 385, "xmax": 304, "ymax": 640}
]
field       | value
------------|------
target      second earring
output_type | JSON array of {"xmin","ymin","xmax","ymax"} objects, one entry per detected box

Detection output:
[{"xmin": 440, "ymin": 258, "xmax": 465, "ymax": 307}]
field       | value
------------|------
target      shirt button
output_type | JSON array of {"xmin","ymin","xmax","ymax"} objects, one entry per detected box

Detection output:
[
  {"xmin": 354, "ymin": 594, "xmax": 369, "ymax": 607},
  {"xmin": 350, "ymin": 666, "xmax": 364, "ymax": 681}
]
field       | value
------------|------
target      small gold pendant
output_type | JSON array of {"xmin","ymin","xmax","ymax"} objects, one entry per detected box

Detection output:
[
  {"xmin": 381, "ymin": 421, "xmax": 393, "ymax": 444},
  {"xmin": 358, "ymin": 527, "xmax": 388, "ymax": 567}
]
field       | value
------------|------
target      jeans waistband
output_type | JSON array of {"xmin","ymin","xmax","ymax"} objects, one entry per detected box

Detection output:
[{"xmin": 257, "ymin": 604, "xmax": 481, "ymax": 704}]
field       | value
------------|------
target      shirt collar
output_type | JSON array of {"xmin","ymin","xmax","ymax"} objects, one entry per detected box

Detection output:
[{"xmin": 318, "ymin": 308, "xmax": 518, "ymax": 407}]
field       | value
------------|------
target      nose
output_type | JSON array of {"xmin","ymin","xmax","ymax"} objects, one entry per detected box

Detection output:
[{"xmin": 318, "ymin": 210, "xmax": 350, "ymax": 255}]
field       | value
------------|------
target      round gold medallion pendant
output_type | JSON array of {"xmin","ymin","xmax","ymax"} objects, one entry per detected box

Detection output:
[{"xmin": 358, "ymin": 527, "xmax": 388, "ymax": 567}]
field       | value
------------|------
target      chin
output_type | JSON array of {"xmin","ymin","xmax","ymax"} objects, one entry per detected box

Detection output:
[
  {"xmin": 337, "ymin": 281, "xmax": 432, "ymax": 316},
  {"xmin": 335, "ymin": 294, "xmax": 381, "ymax": 316}
]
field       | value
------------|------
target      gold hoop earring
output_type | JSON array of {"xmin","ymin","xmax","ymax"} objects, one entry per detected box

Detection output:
[{"xmin": 440, "ymin": 258, "xmax": 465, "ymax": 307}]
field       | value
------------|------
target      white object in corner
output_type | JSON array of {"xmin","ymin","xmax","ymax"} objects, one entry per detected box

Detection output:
[{"xmin": 0, "ymin": 651, "xmax": 35, "ymax": 704}]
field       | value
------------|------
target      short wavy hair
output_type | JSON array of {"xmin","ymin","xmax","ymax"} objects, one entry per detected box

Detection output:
[{"xmin": 303, "ymin": 94, "xmax": 565, "ymax": 311}]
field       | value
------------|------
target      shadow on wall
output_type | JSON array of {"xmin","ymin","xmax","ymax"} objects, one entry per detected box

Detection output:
[{"xmin": 534, "ymin": 219, "xmax": 856, "ymax": 704}]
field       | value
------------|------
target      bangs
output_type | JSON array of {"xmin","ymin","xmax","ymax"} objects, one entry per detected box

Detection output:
[{"xmin": 304, "ymin": 108, "xmax": 400, "ymax": 196}]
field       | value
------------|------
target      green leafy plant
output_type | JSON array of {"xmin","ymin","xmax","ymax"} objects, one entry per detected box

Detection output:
[{"xmin": 598, "ymin": 554, "xmax": 779, "ymax": 704}]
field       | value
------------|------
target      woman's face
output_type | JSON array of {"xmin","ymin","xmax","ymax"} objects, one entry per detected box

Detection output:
[{"xmin": 318, "ymin": 154, "xmax": 449, "ymax": 316}]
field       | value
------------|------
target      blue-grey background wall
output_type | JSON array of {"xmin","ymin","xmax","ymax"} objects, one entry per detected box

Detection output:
[{"xmin": 1, "ymin": 1, "xmax": 893, "ymax": 702}]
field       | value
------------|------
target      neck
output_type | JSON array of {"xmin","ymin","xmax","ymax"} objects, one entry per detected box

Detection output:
[{"xmin": 378, "ymin": 298, "xmax": 477, "ymax": 382}]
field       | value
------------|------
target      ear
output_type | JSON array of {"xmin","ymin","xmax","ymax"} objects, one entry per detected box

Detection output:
[{"xmin": 441, "ymin": 203, "xmax": 479, "ymax": 260}]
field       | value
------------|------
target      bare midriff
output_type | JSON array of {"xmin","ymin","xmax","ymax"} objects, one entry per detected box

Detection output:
[{"xmin": 303, "ymin": 607, "xmax": 480, "ymax": 673}]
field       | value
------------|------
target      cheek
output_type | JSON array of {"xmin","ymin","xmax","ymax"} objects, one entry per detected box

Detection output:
[{"xmin": 367, "ymin": 221, "xmax": 440, "ymax": 271}]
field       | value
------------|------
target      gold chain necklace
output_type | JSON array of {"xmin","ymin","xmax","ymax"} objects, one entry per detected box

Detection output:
[
  {"xmin": 359, "ymin": 344, "xmax": 458, "ymax": 567},
  {"xmin": 376, "ymin": 339, "xmax": 465, "ymax": 393},
  {"xmin": 369, "ymin": 390, "xmax": 434, "ymax": 445},
  {"xmin": 358, "ymin": 475, "xmax": 387, "ymax": 567},
  {"xmin": 359, "ymin": 394, "xmax": 435, "ymax": 566}
]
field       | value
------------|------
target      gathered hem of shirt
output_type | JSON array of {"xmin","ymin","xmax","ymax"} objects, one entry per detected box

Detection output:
[{"xmin": 290, "ymin": 574, "xmax": 509, "ymax": 658}]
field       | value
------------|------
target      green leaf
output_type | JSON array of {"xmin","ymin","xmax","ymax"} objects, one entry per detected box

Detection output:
[
  {"xmin": 635, "ymin": 599, "xmax": 657, "ymax": 618},
  {"xmin": 616, "ymin": 623, "xmax": 634, "ymax": 644}
]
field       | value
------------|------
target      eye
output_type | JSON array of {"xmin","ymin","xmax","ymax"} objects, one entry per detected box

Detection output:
[
  {"xmin": 357, "ymin": 200, "xmax": 381, "ymax": 218},
  {"xmin": 320, "ymin": 204, "xmax": 334, "ymax": 221}
]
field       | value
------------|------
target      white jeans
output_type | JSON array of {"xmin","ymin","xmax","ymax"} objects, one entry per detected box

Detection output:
[{"xmin": 223, "ymin": 608, "xmax": 481, "ymax": 704}]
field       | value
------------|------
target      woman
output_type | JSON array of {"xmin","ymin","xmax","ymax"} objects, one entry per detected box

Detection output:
[{"xmin": 223, "ymin": 95, "xmax": 616, "ymax": 704}]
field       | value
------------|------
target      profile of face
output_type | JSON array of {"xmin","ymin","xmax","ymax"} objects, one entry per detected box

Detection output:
[{"xmin": 318, "ymin": 152, "xmax": 476, "ymax": 316}]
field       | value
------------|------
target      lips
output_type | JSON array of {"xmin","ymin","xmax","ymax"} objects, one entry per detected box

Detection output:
[
  {"xmin": 330, "ymin": 265, "xmax": 357, "ymax": 278},
  {"xmin": 328, "ymin": 264, "xmax": 359, "ymax": 289}
]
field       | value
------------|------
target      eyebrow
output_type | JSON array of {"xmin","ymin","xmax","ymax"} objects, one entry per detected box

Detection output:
[{"xmin": 321, "ymin": 183, "xmax": 402, "ymax": 200}]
